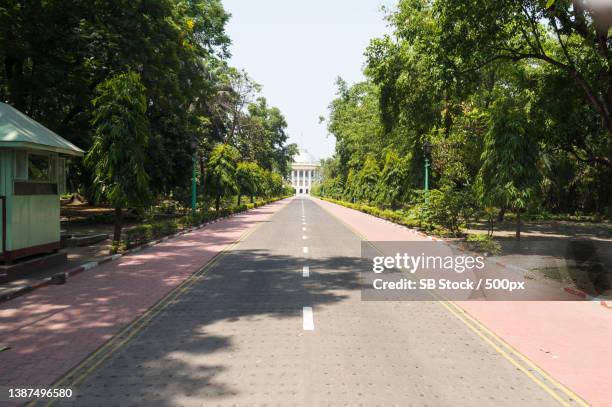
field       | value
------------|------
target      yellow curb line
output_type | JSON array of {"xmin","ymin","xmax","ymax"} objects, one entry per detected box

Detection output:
[
  {"xmin": 312, "ymin": 197, "xmax": 589, "ymax": 407},
  {"xmin": 438, "ymin": 298, "xmax": 588, "ymax": 407},
  {"xmin": 30, "ymin": 199, "xmax": 290, "ymax": 407}
]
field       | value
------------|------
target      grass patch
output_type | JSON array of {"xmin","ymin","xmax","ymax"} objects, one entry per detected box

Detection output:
[
  {"xmin": 531, "ymin": 266, "xmax": 574, "ymax": 284},
  {"xmin": 464, "ymin": 233, "xmax": 502, "ymax": 256}
]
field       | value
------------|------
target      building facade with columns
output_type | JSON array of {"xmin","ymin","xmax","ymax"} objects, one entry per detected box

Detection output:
[{"xmin": 290, "ymin": 149, "xmax": 320, "ymax": 195}]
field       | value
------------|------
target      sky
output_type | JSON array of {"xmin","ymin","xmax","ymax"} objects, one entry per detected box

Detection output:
[{"xmin": 223, "ymin": 0, "xmax": 392, "ymax": 160}]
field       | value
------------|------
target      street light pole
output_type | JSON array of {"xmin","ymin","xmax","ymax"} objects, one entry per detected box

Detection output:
[
  {"xmin": 424, "ymin": 156, "xmax": 429, "ymax": 192},
  {"xmin": 190, "ymin": 136, "xmax": 197, "ymax": 217},
  {"xmin": 423, "ymin": 140, "xmax": 432, "ymax": 202}
]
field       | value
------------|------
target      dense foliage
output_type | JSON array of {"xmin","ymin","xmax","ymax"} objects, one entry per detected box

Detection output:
[
  {"xmin": 0, "ymin": 0, "xmax": 296, "ymax": 229},
  {"xmin": 316, "ymin": 0, "xmax": 612, "ymax": 238}
]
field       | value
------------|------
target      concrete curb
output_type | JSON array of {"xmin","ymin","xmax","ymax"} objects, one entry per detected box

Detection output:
[{"xmin": 0, "ymin": 202, "xmax": 282, "ymax": 305}]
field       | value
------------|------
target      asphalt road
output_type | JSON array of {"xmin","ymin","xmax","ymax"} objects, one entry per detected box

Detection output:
[{"xmin": 54, "ymin": 197, "xmax": 563, "ymax": 406}]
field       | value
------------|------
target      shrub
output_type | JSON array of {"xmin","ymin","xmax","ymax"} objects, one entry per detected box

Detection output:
[
  {"xmin": 110, "ymin": 240, "xmax": 127, "ymax": 254},
  {"xmin": 158, "ymin": 200, "xmax": 181, "ymax": 214},
  {"xmin": 125, "ymin": 224, "xmax": 153, "ymax": 248},
  {"xmin": 465, "ymin": 233, "xmax": 502, "ymax": 256},
  {"xmin": 177, "ymin": 216, "xmax": 195, "ymax": 229},
  {"xmin": 151, "ymin": 220, "xmax": 177, "ymax": 239},
  {"xmin": 112, "ymin": 196, "xmax": 285, "ymax": 252}
]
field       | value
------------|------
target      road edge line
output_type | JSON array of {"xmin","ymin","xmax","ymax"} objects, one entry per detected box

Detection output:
[{"xmin": 310, "ymin": 197, "xmax": 589, "ymax": 407}]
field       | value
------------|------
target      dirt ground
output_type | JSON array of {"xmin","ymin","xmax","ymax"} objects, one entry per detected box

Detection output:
[{"xmin": 466, "ymin": 219, "xmax": 612, "ymax": 297}]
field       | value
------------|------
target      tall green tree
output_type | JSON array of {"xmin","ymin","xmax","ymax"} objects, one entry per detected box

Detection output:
[
  {"xmin": 85, "ymin": 72, "xmax": 151, "ymax": 241},
  {"xmin": 237, "ymin": 97, "xmax": 297, "ymax": 175},
  {"xmin": 376, "ymin": 151, "xmax": 412, "ymax": 209},
  {"xmin": 236, "ymin": 161, "xmax": 260, "ymax": 204},
  {"xmin": 356, "ymin": 156, "xmax": 381, "ymax": 205},
  {"xmin": 207, "ymin": 143, "xmax": 240, "ymax": 212},
  {"xmin": 477, "ymin": 96, "xmax": 540, "ymax": 240}
]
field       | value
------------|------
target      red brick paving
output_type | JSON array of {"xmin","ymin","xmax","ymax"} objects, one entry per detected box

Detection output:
[
  {"xmin": 0, "ymin": 200, "xmax": 289, "ymax": 387},
  {"xmin": 313, "ymin": 197, "xmax": 612, "ymax": 407}
]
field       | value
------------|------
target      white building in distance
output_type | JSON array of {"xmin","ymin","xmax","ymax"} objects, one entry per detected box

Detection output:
[{"xmin": 290, "ymin": 149, "xmax": 320, "ymax": 195}]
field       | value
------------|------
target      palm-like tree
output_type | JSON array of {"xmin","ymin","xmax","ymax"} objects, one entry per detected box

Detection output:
[{"xmin": 86, "ymin": 72, "xmax": 151, "ymax": 242}]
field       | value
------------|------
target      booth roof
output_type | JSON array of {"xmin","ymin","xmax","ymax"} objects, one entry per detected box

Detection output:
[{"xmin": 0, "ymin": 102, "xmax": 84, "ymax": 156}]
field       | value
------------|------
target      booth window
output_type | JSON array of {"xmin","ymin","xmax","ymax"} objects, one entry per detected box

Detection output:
[
  {"xmin": 28, "ymin": 154, "xmax": 51, "ymax": 182},
  {"xmin": 14, "ymin": 152, "xmax": 58, "ymax": 195}
]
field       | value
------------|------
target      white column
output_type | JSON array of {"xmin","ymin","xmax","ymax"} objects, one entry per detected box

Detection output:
[{"xmin": 308, "ymin": 170, "xmax": 312, "ymax": 191}]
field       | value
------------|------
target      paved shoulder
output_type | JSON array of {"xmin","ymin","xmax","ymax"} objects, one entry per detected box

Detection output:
[{"xmin": 0, "ymin": 200, "xmax": 289, "ymax": 390}]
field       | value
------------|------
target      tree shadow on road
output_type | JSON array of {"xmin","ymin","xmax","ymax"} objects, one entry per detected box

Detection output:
[{"xmin": 60, "ymin": 249, "xmax": 367, "ymax": 406}]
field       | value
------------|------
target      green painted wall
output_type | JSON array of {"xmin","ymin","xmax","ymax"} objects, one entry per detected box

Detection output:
[{"xmin": 11, "ymin": 195, "xmax": 60, "ymax": 250}]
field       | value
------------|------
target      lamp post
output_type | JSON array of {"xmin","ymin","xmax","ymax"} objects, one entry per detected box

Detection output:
[
  {"xmin": 190, "ymin": 136, "xmax": 197, "ymax": 217},
  {"xmin": 423, "ymin": 140, "xmax": 432, "ymax": 202}
]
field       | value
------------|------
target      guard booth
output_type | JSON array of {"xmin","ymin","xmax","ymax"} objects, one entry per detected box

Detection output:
[{"xmin": 0, "ymin": 102, "xmax": 83, "ymax": 265}]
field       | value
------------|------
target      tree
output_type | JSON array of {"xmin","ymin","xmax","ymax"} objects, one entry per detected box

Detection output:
[
  {"xmin": 236, "ymin": 161, "xmax": 260, "ymax": 204},
  {"xmin": 225, "ymin": 69, "xmax": 261, "ymax": 143},
  {"xmin": 376, "ymin": 151, "xmax": 412, "ymax": 209},
  {"xmin": 268, "ymin": 172, "xmax": 284, "ymax": 197},
  {"xmin": 356, "ymin": 156, "xmax": 381, "ymax": 204},
  {"xmin": 316, "ymin": 0, "xmax": 611, "ymax": 225},
  {"xmin": 0, "ymin": 0, "xmax": 232, "ymax": 199},
  {"xmin": 85, "ymin": 72, "xmax": 151, "ymax": 242},
  {"xmin": 207, "ymin": 143, "xmax": 239, "ymax": 211},
  {"xmin": 434, "ymin": 0, "xmax": 612, "ymax": 167},
  {"xmin": 237, "ymin": 97, "xmax": 297, "ymax": 175},
  {"xmin": 477, "ymin": 96, "xmax": 540, "ymax": 240}
]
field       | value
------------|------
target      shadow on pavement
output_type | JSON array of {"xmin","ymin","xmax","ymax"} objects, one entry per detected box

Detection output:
[{"xmin": 62, "ymin": 248, "xmax": 367, "ymax": 406}]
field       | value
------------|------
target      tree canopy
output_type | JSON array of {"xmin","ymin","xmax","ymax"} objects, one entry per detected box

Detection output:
[
  {"xmin": 316, "ymin": 0, "xmax": 612, "ymax": 235},
  {"xmin": 0, "ymin": 0, "xmax": 296, "ymax": 216}
]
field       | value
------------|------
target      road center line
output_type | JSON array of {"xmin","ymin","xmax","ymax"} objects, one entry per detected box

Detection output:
[
  {"xmin": 302, "ymin": 266, "xmax": 310, "ymax": 277},
  {"xmin": 303, "ymin": 306, "xmax": 314, "ymax": 330},
  {"xmin": 303, "ymin": 246, "xmax": 308, "ymax": 254}
]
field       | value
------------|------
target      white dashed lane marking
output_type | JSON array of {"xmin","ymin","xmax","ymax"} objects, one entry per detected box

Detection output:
[
  {"xmin": 303, "ymin": 246, "xmax": 308, "ymax": 254},
  {"xmin": 302, "ymin": 235, "xmax": 307, "ymax": 240},
  {"xmin": 303, "ymin": 307, "xmax": 314, "ymax": 330},
  {"xmin": 302, "ymin": 266, "xmax": 310, "ymax": 277}
]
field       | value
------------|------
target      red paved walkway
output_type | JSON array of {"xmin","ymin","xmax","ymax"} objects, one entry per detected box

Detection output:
[
  {"xmin": 313, "ymin": 197, "xmax": 612, "ymax": 407},
  {"xmin": 0, "ymin": 200, "xmax": 289, "ymax": 387}
]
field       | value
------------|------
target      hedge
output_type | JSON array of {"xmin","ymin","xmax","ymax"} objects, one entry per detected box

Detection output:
[
  {"xmin": 318, "ymin": 197, "xmax": 422, "ymax": 229},
  {"xmin": 116, "ymin": 196, "xmax": 289, "ymax": 252}
]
